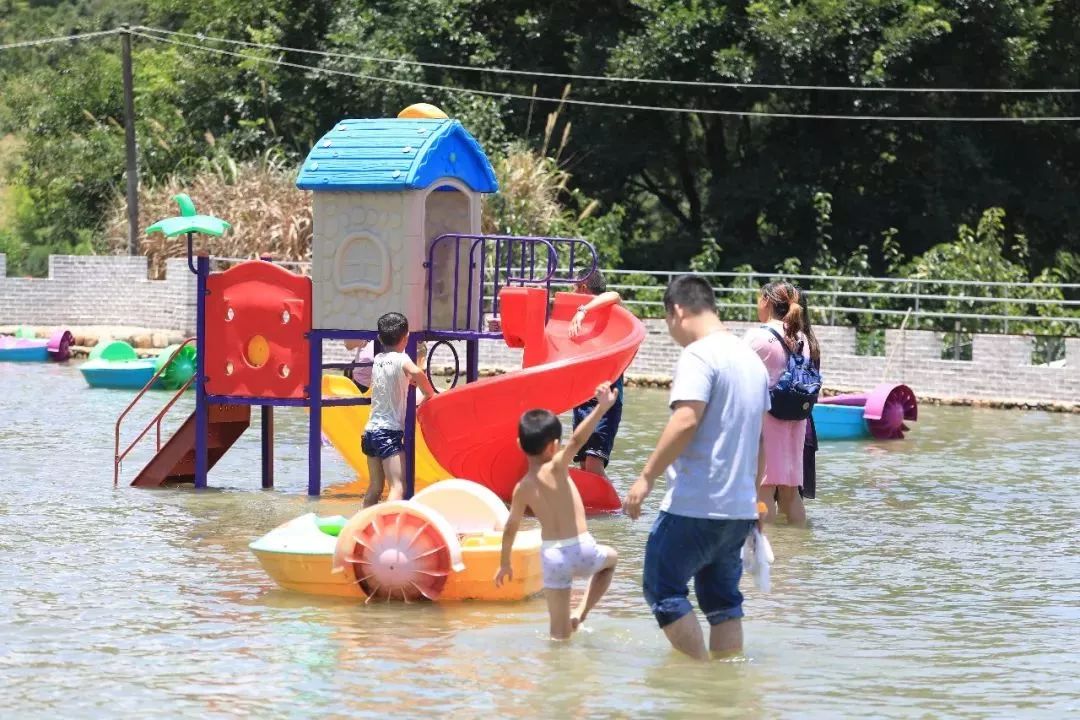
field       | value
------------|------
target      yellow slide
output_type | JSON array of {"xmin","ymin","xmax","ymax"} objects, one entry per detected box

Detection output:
[{"xmin": 320, "ymin": 375, "xmax": 453, "ymax": 495}]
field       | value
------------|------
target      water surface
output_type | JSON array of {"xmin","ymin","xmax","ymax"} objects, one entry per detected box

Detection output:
[{"xmin": 1, "ymin": 362, "xmax": 1077, "ymax": 718}]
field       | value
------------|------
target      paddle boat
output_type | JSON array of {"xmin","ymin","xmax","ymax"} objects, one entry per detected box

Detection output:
[
  {"xmin": 813, "ymin": 383, "xmax": 918, "ymax": 441},
  {"xmin": 79, "ymin": 340, "xmax": 196, "ymax": 390},
  {"xmin": 251, "ymin": 480, "xmax": 543, "ymax": 602},
  {"xmin": 0, "ymin": 328, "xmax": 73, "ymax": 362}
]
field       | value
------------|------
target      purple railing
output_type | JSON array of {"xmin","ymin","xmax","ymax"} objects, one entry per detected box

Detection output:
[{"xmin": 424, "ymin": 234, "xmax": 598, "ymax": 334}]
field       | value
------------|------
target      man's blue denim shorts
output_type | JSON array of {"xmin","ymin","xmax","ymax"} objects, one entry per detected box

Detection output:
[
  {"xmin": 643, "ymin": 511, "xmax": 756, "ymax": 628},
  {"xmin": 361, "ymin": 429, "xmax": 404, "ymax": 459}
]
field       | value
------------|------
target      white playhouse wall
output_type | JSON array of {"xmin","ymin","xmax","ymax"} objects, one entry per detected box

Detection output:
[
  {"xmin": 310, "ymin": 191, "xmax": 426, "ymax": 332},
  {"xmin": 424, "ymin": 186, "xmax": 482, "ymax": 330}
]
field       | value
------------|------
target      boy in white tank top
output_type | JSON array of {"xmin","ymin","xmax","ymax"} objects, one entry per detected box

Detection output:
[{"xmin": 361, "ymin": 312, "xmax": 436, "ymax": 507}]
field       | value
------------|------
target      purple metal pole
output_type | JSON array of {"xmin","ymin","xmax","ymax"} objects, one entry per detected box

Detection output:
[
  {"xmin": 425, "ymin": 237, "xmax": 438, "ymax": 330},
  {"xmin": 492, "ymin": 237, "xmax": 502, "ymax": 317},
  {"xmin": 451, "ymin": 236, "xmax": 461, "ymax": 330},
  {"xmin": 194, "ymin": 255, "xmax": 209, "ymax": 489},
  {"xmin": 403, "ymin": 333, "xmax": 418, "ymax": 498},
  {"xmin": 261, "ymin": 405, "xmax": 274, "ymax": 489},
  {"xmin": 307, "ymin": 330, "xmax": 323, "ymax": 497},
  {"xmin": 473, "ymin": 238, "xmax": 485, "ymax": 331},
  {"xmin": 508, "ymin": 238, "xmax": 515, "ymax": 287},
  {"xmin": 466, "ymin": 339, "xmax": 479, "ymax": 383},
  {"xmin": 520, "ymin": 238, "xmax": 527, "ymax": 284}
]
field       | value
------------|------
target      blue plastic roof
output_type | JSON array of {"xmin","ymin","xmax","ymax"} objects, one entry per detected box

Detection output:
[{"xmin": 296, "ymin": 118, "xmax": 498, "ymax": 193}]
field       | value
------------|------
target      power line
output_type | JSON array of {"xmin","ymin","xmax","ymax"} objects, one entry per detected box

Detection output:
[
  {"xmin": 131, "ymin": 31, "xmax": 1080, "ymax": 123},
  {"xmin": 0, "ymin": 28, "xmax": 120, "ymax": 52},
  {"xmin": 134, "ymin": 25, "xmax": 1080, "ymax": 95}
]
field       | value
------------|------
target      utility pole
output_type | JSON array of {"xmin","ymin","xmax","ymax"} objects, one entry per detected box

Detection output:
[{"xmin": 120, "ymin": 24, "xmax": 139, "ymax": 256}]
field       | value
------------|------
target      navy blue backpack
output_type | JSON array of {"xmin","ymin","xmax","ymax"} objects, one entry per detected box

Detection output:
[{"xmin": 763, "ymin": 327, "xmax": 822, "ymax": 421}]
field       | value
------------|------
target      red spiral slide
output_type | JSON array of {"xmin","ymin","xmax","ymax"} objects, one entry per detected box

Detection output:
[{"xmin": 418, "ymin": 288, "xmax": 646, "ymax": 509}]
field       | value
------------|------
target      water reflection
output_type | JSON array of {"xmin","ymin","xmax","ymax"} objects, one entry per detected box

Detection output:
[{"xmin": 0, "ymin": 361, "xmax": 1077, "ymax": 717}]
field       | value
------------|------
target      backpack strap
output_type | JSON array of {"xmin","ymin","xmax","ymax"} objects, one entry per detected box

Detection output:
[{"xmin": 762, "ymin": 326, "xmax": 793, "ymax": 359}]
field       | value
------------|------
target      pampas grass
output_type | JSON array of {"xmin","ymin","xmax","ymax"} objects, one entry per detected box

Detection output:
[{"xmin": 104, "ymin": 151, "xmax": 311, "ymax": 278}]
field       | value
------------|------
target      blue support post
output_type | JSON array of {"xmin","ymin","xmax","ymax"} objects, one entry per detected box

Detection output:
[
  {"xmin": 307, "ymin": 330, "xmax": 323, "ymax": 497},
  {"xmin": 403, "ymin": 333, "xmax": 418, "ymax": 499},
  {"xmin": 194, "ymin": 255, "xmax": 209, "ymax": 489},
  {"xmin": 261, "ymin": 405, "xmax": 274, "ymax": 489}
]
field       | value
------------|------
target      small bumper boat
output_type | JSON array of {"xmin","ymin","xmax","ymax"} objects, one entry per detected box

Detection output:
[
  {"xmin": 251, "ymin": 480, "xmax": 543, "ymax": 603},
  {"xmin": 0, "ymin": 329, "xmax": 73, "ymax": 362},
  {"xmin": 813, "ymin": 383, "xmax": 918, "ymax": 441},
  {"xmin": 80, "ymin": 340, "xmax": 195, "ymax": 390}
]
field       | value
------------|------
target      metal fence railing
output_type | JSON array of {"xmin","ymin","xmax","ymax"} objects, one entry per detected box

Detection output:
[
  {"xmin": 601, "ymin": 269, "xmax": 1080, "ymax": 336},
  {"xmin": 207, "ymin": 257, "xmax": 1080, "ymax": 338}
]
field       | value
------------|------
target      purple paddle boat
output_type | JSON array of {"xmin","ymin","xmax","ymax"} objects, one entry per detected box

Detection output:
[
  {"xmin": 812, "ymin": 383, "xmax": 918, "ymax": 441},
  {"xmin": 0, "ymin": 329, "xmax": 74, "ymax": 363}
]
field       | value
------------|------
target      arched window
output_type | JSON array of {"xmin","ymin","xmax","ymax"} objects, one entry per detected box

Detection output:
[{"xmin": 334, "ymin": 232, "xmax": 391, "ymax": 295}]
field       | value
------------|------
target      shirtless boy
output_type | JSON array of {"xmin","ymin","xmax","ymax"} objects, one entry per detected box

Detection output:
[{"xmin": 495, "ymin": 383, "xmax": 620, "ymax": 640}]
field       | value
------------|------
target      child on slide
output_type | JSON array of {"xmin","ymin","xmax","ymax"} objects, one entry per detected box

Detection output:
[
  {"xmin": 361, "ymin": 313, "xmax": 436, "ymax": 508},
  {"xmin": 496, "ymin": 383, "xmax": 620, "ymax": 640},
  {"xmin": 567, "ymin": 270, "xmax": 625, "ymax": 483}
]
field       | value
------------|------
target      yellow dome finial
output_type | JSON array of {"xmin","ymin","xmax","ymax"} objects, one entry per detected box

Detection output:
[{"xmin": 398, "ymin": 103, "xmax": 449, "ymax": 120}]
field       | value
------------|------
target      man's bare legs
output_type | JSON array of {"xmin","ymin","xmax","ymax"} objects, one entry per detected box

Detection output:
[
  {"xmin": 581, "ymin": 455, "xmax": 610, "ymax": 483},
  {"xmin": 661, "ymin": 614, "xmax": 744, "ymax": 661},
  {"xmin": 661, "ymin": 613, "xmax": 709, "ymax": 661},
  {"xmin": 708, "ymin": 618, "xmax": 744, "ymax": 657},
  {"xmin": 363, "ymin": 456, "xmax": 385, "ymax": 507},
  {"xmin": 545, "ymin": 588, "xmax": 573, "ymax": 640},
  {"xmin": 383, "ymin": 453, "xmax": 405, "ymax": 502},
  {"xmin": 571, "ymin": 547, "xmax": 618, "ymax": 630}
]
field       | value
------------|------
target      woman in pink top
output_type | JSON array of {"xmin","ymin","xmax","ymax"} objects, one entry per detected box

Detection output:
[{"xmin": 745, "ymin": 282, "xmax": 817, "ymax": 525}]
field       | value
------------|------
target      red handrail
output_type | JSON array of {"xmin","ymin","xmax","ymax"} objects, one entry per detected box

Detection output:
[{"xmin": 113, "ymin": 338, "xmax": 197, "ymax": 486}]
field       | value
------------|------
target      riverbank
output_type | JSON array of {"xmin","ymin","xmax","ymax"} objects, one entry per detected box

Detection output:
[
  {"xmin": 0, "ymin": 324, "xmax": 187, "ymax": 358},
  {"xmin": 445, "ymin": 367, "xmax": 1080, "ymax": 414},
  {"xmin": 5, "ymin": 319, "xmax": 1078, "ymax": 412}
]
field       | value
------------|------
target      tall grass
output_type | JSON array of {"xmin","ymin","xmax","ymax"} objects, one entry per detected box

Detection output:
[
  {"xmin": 482, "ymin": 94, "xmax": 597, "ymax": 236},
  {"xmin": 104, "ymin": 151, "xmax": 311, "ymax": 278}
]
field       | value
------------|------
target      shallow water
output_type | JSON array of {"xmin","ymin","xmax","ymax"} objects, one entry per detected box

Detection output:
[{"xmin": 1, "ymin": 361, "xmax": 1078, "ymax": 719}]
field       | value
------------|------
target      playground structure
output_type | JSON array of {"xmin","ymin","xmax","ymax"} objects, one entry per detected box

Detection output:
[
  {"xmin": 0, "ymin": 327, "xmax": 73, "ymax": 362},
  {"xmin": 114, "ymin": 106, "xmax": 645, "ymax": 519},
  {"xmin": 812, "ymin": 383, "xmax": 919, "ymax": 441}
]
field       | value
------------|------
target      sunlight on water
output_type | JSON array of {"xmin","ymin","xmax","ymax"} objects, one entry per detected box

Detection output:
[{"xmin": 1, "ymin": 361, "xmax": 1078, "ymax": 718}]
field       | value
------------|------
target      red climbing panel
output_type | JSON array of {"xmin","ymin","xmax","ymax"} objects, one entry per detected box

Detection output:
[{"xmin": 205, "ymin": 261, "xmax": 312, "ymax": 398}]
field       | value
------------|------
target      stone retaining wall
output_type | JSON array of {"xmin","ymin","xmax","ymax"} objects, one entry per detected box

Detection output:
[
  {"xmin": 0, "ymin": 255, "xmax": 195, "ymax": 331},
  {"xmin": 447, "ymin": 320, "xmax": 1079, "ymax": 405},
  {"xmin": 2, "ymin": 254, "xmax": 1077, "ymax": 405}
]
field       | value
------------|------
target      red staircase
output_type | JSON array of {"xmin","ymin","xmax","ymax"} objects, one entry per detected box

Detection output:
[
  {"xmin": 132, "ymin": 405, "xmax": 250, "ymax": 487},
  {"xmin": 115, "ymin": 339, "xmax": 250, "ymax": 488}
]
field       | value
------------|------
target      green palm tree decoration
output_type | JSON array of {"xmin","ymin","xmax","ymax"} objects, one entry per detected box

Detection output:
[
  {"xmin": 145, "ymin": 194, "xmax": 230, "ymax": 274},
  {"xmin": 146, "ymin": 193, "xmax": 230, "ymax": 238}
]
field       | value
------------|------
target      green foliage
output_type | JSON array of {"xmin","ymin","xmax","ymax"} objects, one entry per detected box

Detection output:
[
  {"xmin": 1, "ymin": 0, "xmax": 1079, "ymax": 294},
  {"xmin": 901, "ymin": 207, "xmax": 1076, "ymax": 335}
]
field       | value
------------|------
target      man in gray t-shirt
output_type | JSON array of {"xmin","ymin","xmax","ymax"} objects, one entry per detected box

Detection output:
[{"xmin": 624, "ymin": 275, "xmax": 769, "ymax": 661}]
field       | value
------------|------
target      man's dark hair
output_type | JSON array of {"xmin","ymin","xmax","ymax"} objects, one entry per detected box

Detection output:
[
  {"xmin": 518, "ymin": 409, "xmax": 562, "ymax": 455},
  {"xmin": 377, "ymin": 312, "xmax": 409, "ymax": 347},
  {"xmin": 581, "ymin": 269, "xmax": 607, "ymax": 295},
  {"xmin": 663, "ymin": 275, "xmax": 717, "ymax": 315}
]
